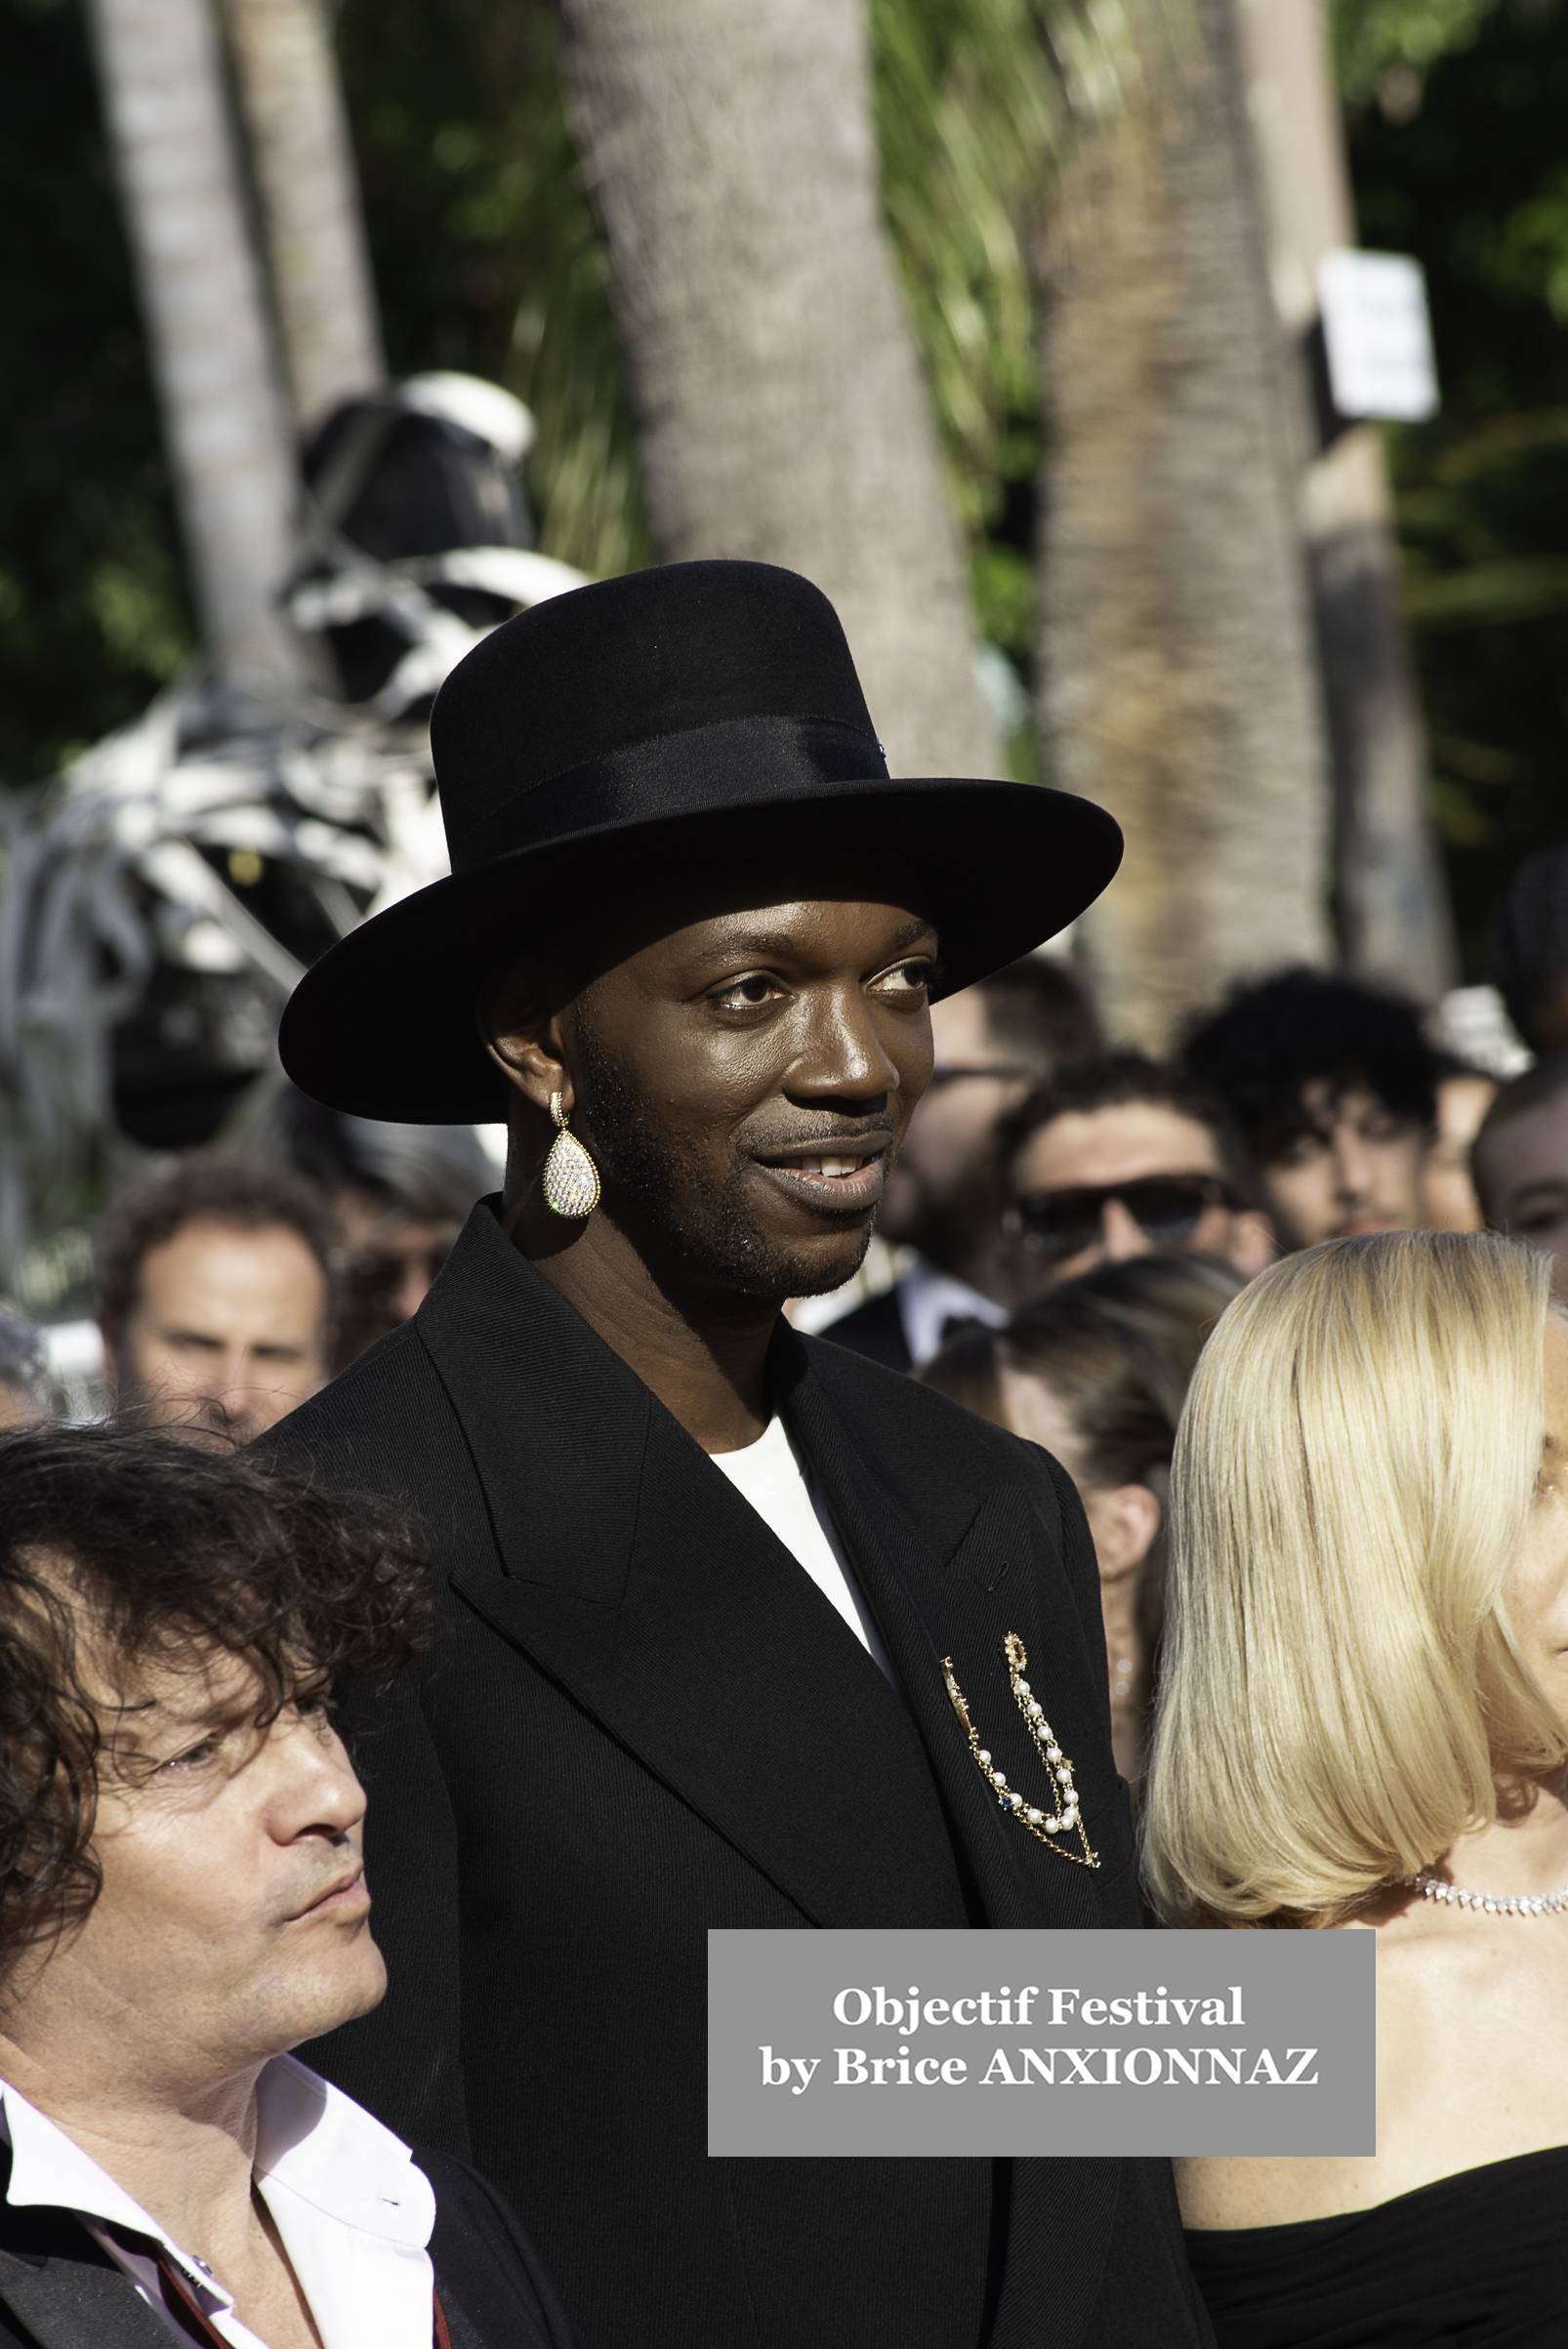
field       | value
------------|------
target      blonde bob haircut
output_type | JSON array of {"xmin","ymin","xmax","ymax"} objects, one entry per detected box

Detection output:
[{"xmin": 1142, "ymin": 1230, "xmax": 1567, "ymax": 1927}]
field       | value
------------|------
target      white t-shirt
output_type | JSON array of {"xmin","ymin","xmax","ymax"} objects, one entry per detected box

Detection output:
[{"xmin": 710, "ymin": 1417, "xmax": 899, "ymax": 1687}]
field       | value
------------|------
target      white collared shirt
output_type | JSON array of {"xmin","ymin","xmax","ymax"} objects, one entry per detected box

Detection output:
[
  {"xmin": 897, "ymin": 1257, "xmax": 1009, "ymax": 1371},
  {"xmin": 0, "ymin": 2055, "xmax": 437, "ymax": 2349}
]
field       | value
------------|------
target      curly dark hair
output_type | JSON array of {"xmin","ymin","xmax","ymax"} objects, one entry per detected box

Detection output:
[
  {"xmin": 0, "ymin": 1425, "xmax": 431, "ymax": 1966},
  {"xmin": 1181, "ymin": 968, "xmax": 1439, "ymax": 1169}
]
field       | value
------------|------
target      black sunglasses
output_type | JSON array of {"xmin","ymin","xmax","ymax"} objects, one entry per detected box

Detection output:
[{"xmin": 1006, "ymin": 1174, "xmax": 1233, "ymax": 1261}]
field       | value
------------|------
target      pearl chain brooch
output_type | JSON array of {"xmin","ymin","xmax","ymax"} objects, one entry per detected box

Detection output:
[{"xmin": 942, "ymin": 1633, "xmax": 1099, "ymax": 1870}]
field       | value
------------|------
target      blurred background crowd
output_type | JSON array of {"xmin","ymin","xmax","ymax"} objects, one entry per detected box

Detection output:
[{"xmin": 7, "ymin": 0, "xmax": 1568, "ymax": 1771}]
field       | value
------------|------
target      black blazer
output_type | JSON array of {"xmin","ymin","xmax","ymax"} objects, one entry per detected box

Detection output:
[
  {"xmin": 266, "ymin": 1206, "xmax": 1212, "ymax": 2349},
  {"xmin": 0, "ymin": 2141, "xmax": 576, "ymax": 2349},
  {"xmin": 817, "ymin": 1280, "xmax": 915, "ymax": 1373}
]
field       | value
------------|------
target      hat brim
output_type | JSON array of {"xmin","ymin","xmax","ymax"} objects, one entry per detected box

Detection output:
[{"xmin": 279, "ymin": 775, "xmax": 1121, "ymax": 1123}]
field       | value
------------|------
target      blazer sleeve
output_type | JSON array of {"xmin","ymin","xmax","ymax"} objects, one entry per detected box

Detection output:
[{"xmin": 420, "ymin": 2146, "xmax": 583, "ymax": 2349}]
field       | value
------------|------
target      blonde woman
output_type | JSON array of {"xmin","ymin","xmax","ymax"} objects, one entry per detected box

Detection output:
[{"xmin": 1144, "ymin": 1231, "xmax": 1568, "ymax": 2346}]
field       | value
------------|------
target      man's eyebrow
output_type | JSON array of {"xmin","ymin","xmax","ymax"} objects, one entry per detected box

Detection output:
[{"xmin": 689, "ymin": 917, "xmax": 938, "ymax": 966}]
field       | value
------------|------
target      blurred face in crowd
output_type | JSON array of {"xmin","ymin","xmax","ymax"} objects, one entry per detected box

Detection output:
[
  {"xmin": 993, "ymin": 1365, "xmax": 1161, "ymax": 1777},
  {"xmin": 1475, "ymin": 1087, "xmax": 1568, "ymax": 1296},
  {"xmin": 1259, "ymin": 1080, "xmax": 1428, "ymax": 1251},
  {"xmin": 1002, "ymin": 1102, "xmax": 1274, "ymax": 1301},
  {"xmin": 878, "ymin": 984, "xmax": 1035, "ymax": 1292},
  {"xmin": 104, "ymin": 1216, "xmax": 328, "ymax": 1446},
  {"xmin": 328, "ymin": 1183, "xmax": 455, "ymax": 1375},
  {"xmin": 1421, "ymin": 1072, "xmax": 1498, "ymax": 1234},
  {"xmin": 0, "ymin": 1633, "xmax": 385, "ymax": 2102}
]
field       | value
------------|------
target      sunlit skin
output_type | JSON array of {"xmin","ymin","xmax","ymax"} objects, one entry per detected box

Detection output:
[
  {"xmin": 1260, "ymin": 1080, "xmax": 1428, "ymax": 1251},
  {"xmin": 103, "ymin": 1219, "xmax": 329, "ymax": 1447},
  {"xmin": 1475, "ymin": 1090, "xmax": 1568, "ymax": 1301},
  {"xmin": 878, "ymin": 984, "xmax": 1038, "ymax": 1299},
  {"xmin": 1178, "ymin": 1316, "xmax": 1568, "ymax": 2229},
  {"xmin": 999, "ymin": 1103, "xmax": 1275, "ymax": 1304},
  {"xmin": 997, "ymin": 1368, "xmax": 1161, "ymax": 1778},
  {"xmin": 1421, "ymin": 1073, "xmax": 1498, "ymax": 1234},
  {"xmin": 0, "ymin": 1637, "xmax": 384, "ymax": 2348},
  {"xmin": 483, "ymin": 871, "xmax": 937, "ymax": 1454}
]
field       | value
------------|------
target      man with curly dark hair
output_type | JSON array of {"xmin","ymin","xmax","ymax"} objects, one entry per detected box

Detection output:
[
  {"xmin": 0, "ymin": 1427, "xmax": 577, "ymax": 2349},
  {"xmin": 1182, "ymin": 968, "xmax": 1441, "ymax": 1252}
]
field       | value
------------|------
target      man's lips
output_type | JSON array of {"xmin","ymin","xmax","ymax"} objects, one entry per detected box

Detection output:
[
  {"xmin": 289, "ymin": 1865, "xmax": 370, "ymax": 1923},
  {"xmin": 752, "ymin": 1138, "xmax": 891, "ymax": 1213}
]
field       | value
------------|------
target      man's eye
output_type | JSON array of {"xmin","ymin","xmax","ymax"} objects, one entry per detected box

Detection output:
[
  {"xmin": 161, "ymin": 1738, "xmax": 218, "ymax": 1773},
  {"xmin": 875, "ymin": 961, "xmax": 931, "ymax": 994},
  {"xmin": 715, "ymin": 973, "xmax": 782, "ymax": 1010}
]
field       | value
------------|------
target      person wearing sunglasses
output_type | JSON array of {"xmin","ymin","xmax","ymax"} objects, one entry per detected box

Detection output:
[{"xmin": 999, "ymin": 1053, "xmax": 1275, "ymax": 1303}]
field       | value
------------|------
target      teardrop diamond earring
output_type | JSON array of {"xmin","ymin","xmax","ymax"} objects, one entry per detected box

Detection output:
[{"xmin": 541, "ymin": 1092, "xmax": 601, "ymax": 1218}]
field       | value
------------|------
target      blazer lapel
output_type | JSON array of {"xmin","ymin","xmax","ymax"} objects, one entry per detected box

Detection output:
[
  {"xmin": 780, "ymin": 1330, "xmax": 1111, "ymax": 1931},
  {"xmin": 0, "ymin": 2241, "xmax": 174, "ymax": 2349},
  {"xmin": 416, "ymin": 1213, "xmax": 969, "ymax": 1929}
]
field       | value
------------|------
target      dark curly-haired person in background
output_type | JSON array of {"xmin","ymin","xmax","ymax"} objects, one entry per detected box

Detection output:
[{"xmin": 0, "ymin": 1428, "xmax": 578, "ymax": 2349}]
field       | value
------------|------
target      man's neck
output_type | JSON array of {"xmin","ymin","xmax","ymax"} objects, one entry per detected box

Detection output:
[
  {"xmin": 0, "ymin": 2034, "xmax": 261, "ymax": 2273},
  {"xmin": 505, "ymin": 1196, "xmax": 779, "ymax": 1453}
]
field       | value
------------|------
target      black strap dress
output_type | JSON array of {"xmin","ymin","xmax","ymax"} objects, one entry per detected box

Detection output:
[{"xmin": 1184, "ymin": 2146, "xmax": 1568, "ymax": 2348}]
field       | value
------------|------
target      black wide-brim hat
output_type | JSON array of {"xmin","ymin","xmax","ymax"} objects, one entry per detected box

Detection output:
[{"xmin": 280, "ymin": 560, "xmax": 1122, "ymax": 1123}]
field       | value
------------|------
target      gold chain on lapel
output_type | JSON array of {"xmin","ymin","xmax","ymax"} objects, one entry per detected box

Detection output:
[{"xmin": 941, "ymin": 1634, "xmax": 1099, "ymax": 1869}]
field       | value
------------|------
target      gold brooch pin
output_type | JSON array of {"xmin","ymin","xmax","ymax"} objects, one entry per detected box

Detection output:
[{"xmin": 942, "ymin": 1633, "xmax": 1099, "ymax": 1869}]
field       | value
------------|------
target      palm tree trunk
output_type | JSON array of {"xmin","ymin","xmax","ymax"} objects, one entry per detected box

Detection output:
[
  {"xmin": 86, "ymin": 0, "xmax": 301, "ymax": 690},
  {"xmin": 224, "ymin": 0, "xmax": 385, "ymax": 432},
  {"xmin": 1035, "ymin": 0, "xmax": 1334, "ymax": 1048},
  {"xmin": 1231, "ymin": 0, "xmax": 1455, "ymax": 999},
  {"xmin": 557, "ymin": 0, "xmax": 1000, "ymax": 779}
]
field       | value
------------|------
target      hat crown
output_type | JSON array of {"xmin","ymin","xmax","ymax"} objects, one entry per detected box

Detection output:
[{"xmin": 431, "ymin": 560, "xmax": 878, "ymax": 862}]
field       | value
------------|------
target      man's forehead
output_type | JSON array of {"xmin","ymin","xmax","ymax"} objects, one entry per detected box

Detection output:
[
  {"xmin": 523, "ymin": 860, "xmax": 936, "ymax": 1004},
  {"xmin": 1024, "ymin": 1101, "xmax": 1222, "ymax": 1183}
]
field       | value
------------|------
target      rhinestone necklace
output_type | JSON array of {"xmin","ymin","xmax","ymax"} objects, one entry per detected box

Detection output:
[{"xmin": 1411, "ymin": 1871, "xmax": 1568, "ymax": 1916}]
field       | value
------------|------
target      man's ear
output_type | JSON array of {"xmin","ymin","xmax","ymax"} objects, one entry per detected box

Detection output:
[
  {"xmin": 477, "ymin": 961, "xmax": 572, "ymax": 1117},
  {"xmin": 1086, "ymin": 1482, "xmax": 1164, "ymax": 1581}
]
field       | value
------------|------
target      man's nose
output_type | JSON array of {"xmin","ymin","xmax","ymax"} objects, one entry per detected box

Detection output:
[
  {"xmin": 1331, "ymin": 1126, "xmax": 1373, "ymax": 1198},
  {"xmin": 793, "ymin": 983, "xmax": 899, "ymax": 1103},
  {"xmin": 1101, "ymin": 1198, "xmax": 1154, "ymax": 1261},
  {"xmin": 270, "ymin": 1711, "xmax": 367, "ymax": 1839}
]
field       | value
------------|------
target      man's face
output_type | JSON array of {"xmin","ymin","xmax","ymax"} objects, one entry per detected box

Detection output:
[
  {"xmin": 1261, "ymin": 1080, "xmax": 1427, "ymax": 1251},
  {"xmin": 1002, "ymin": 1102, "xmax": 1274, "ymax": 1299},
  {"xmin": 106, "ymin": 1219, "xmax": 328, "ymax": 1446},
  {"xmin": 497, "ymin": 887, "xmax": 937, "ymax": 1302},
  {"xmin": 1, "ymin": 1645, "xmax": 384, "ymax": 2095},
  {"xmin": 1476, "ymin": 1090, "xmax": 1568, "ymax": 1294},
  {"xmin": 330, "ymin": 1184, "xmax": 456, "ymax": 1373},
  {"xmin": 878, "ymin": 986, "xmax": 1035, "ymax": 1269}
]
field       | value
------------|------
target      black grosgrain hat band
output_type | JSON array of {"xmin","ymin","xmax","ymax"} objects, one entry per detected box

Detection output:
[{"xmin": 451, "ymin": 713, "xmax": 889, "ymax": 872}]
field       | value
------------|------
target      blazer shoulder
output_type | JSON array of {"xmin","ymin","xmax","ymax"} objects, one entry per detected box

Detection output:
[
  {"xmin": 801, "ymin": 1326, "xmax": 1052, "ymax": 1482},
  {"xmin": 419, "ymin": 2146, "xmax": 581, "ymax": 2349},
  {"xmin": 260, "ymin": 1321, "xmax": 464, "ymax": 1494}
]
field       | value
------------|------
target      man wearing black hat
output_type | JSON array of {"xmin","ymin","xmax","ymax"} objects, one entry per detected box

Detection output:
[{"xmin": 266, "ymin": 561, "xmax": 1213, "ymax": 2349}]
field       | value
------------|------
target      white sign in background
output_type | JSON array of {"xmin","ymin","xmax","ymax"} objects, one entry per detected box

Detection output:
[
  {"xmin": 1319, "ymin": 249, "xmax": 1439, "ymax": 424},
  {"xmin": 709, "ymin": 1929, "xmax": 1375, "ymax": 2158}
]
